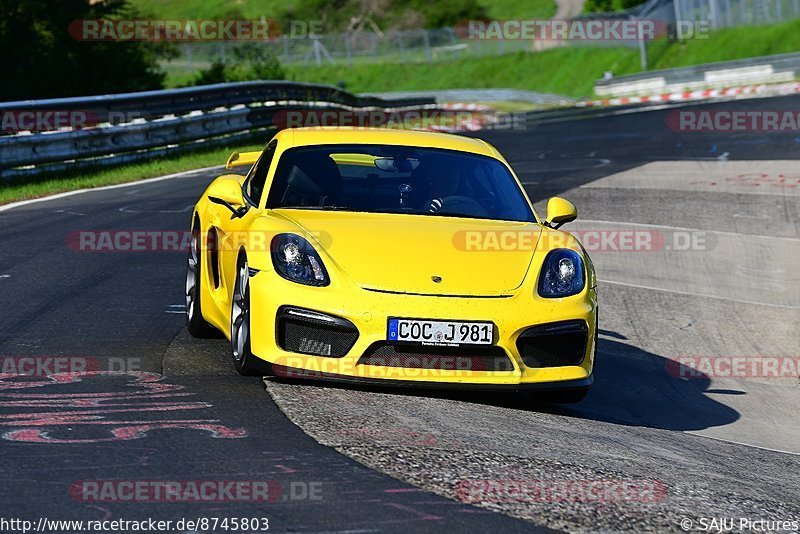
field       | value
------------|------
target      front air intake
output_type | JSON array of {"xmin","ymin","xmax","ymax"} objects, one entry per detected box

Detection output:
[
  {"xmin": 516, "ymin": 320, "xmax": 589, "ymax": 368},
  {"xmin": 277, "ymin": 307, "xmax": 359, "ymax": 358},
  {"xmin": 358, "ymin": 343, "xmax": 514, "ymax": 371}
]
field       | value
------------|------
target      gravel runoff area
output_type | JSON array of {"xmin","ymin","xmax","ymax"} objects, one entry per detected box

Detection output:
[{"xmin": 263, "ymin": 375, "xmax": 800, "ymax": 533}]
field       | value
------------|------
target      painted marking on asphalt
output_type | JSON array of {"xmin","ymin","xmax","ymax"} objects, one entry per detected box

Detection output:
[
  {"xmin": 54, "ymin": 209, "xmax": 87, "ymax": 216},
  {"xmin": 580, "ymin": 219, "xmax": 800, "ymax": 242},
  {"xmin": 601, "ymin": 279, "xmax": 800, "ymax": 310},
  {"xmin": 732, "ymin": 212, "xmax": 770, "ymax": 220},
  {"xmin": 0, "ymin": 371, "xmax": 247, "ymax": 443},
  {"xmin": 691, "ymin": 432, "xmax": 800, "ymax": 458},
  {"xmin": 581, "ymin": 160, "xmax": 800, "ymax": 196},
  {"xmin": 0, "ymin": 275, "xmax": 9, "ymax": 279},
  {"xmin": 118, "ymin": 204, "xmax": 194, "ymax": 214},
  {"xmin": 0, "ymin": 165, "xmax": 224, "ymax": 214},
  {"xmin": 382, "ymin": 502, "xmax": 442, "ymax": 521}
]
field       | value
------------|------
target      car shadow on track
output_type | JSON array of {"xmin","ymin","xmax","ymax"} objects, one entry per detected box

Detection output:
[
  {"xmin": 547, "ymin": 336, "xmax": 742, "ymax": 431},
  {"xmin": 266, "ymin": 334, "xmax": 740, "ymax": 433}
]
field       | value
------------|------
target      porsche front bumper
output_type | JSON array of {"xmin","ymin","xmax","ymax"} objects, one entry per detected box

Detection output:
[{"xmin": 248, "ymin": 270, "xmax": 597, "ymax": 388}]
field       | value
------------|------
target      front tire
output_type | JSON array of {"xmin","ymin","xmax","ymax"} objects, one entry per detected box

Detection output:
[
  {"xmin": 186, "ymin": 226, "xmax": 218, "ymax": 338},
  {"xmin": 230, "ymin": 253, "xmax": 263, "ymax": 376}
]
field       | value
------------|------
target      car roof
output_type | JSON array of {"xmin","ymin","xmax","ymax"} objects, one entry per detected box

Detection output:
[{"xmin": 273, "ymin": 127, "xmax": 500, "ymax": 159}]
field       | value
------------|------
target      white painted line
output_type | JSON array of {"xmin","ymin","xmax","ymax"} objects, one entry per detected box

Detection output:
[
  {"xmin": 579, "ymin": 219, "xmax": 800, "ymax": 242},
  {"xmin": 690, "ymin": 432, "xmax": 800, "ymax": 457},
  {"xmin": 579, "ymin": 183, "xmax": 800, "ymax": 198},
  {"xmin": 164, "ymin": 310, "xmax": 185, "ymax": 314},
  {"xmin": 600, "ymin": 279, "xmax": 800, "ymax": 310},
  {"xmin": 0, "ymin": 165, "xmax": 225, "ymax": 214},
  {"xmin": 0, "ymin": 275, "xmax": 9, "ymax": 279},
  {"xmin": 167, "ymin": 304, "xmax": 185, "ymax": 308},
  {"xmin": 118, "ymin": 204, "xmax": 195, "ymax": 214}
]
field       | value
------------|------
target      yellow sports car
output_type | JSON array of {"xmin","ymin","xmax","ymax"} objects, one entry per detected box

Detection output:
[{"xmin": 186, "ymin": 127, "xmax": 597, "ymax": 402}]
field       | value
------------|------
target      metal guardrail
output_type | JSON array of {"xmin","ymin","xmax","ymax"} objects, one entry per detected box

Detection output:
[
  {"xmin": 0, "ymin": 82, "xmax": 436, "ymax": 179},
  {"xmin": 360, "ymin": 89, "xmax": 577, "ymax": 106},
  {"xmin": 595, "ymin": 52, "xmax": 800, "ymax": 96},
  {"xmin": 0, "ymin": 81, "xmax": 433, "ymax": 120}
]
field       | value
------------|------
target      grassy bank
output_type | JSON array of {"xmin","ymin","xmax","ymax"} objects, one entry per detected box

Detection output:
[
  {"xmin": 285, "ymin": 19, "xmax": 800, "ymax": 98},
  {"xmin": 129, "ymin": 0, "xmax": 556, "ymax": 22}
]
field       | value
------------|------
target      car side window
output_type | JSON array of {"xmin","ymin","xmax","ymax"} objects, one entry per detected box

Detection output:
[{"xmin": 245, "ymin": 141, "xmax": 277, "ymax": 206}]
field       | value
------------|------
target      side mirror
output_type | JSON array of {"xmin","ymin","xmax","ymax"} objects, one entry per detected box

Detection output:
[
  {"xmin": 545, "ymin": 197, "xmax": 577, "ymax": 229},
  {"xmin": 208, "ymin": 177, "xmax": 248, "ymax": 219}
]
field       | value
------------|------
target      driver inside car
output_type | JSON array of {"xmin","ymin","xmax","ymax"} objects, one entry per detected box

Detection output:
[{"xmin": 424, "ymin": 165, "xmax": 463, "ymax": 213}]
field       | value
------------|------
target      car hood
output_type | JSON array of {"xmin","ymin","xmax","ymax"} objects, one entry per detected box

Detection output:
[{"xmin": 274, "ymin": 209, "xmax": 542, "ymax": 297}]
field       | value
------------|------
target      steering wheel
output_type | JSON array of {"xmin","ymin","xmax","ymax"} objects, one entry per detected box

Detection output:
[{"xmin": 434, "ymin": 195, "xmax": 490, "ymax": 218}]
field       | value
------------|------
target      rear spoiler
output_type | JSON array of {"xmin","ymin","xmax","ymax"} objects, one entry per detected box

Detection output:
[{"xmin": 225, "ymin": 151, "xmax": 261, "ymax": 170}]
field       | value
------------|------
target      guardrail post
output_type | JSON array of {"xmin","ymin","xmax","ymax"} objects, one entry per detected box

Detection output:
[
  {"xmin": 709, "ymin": 0, "xmax": 718, "ymax": 29},
  {"xmin": 423, "ymin": 30, "xmax": 432, "ymax": 63},
  {"xmin": 674, "ymin": 0, "xmax": 685, "ymax": 40},
  {"xmin": 637, "ymin": 17, "xmax": 648, "ymax": 71},
  {"xmin": 313, "ymin": 38, "xmax": 322, "ymax": 66},
  {"xmin": 724, "ymin": 0, "xmax": 733, "ymax": 27},
  {"xmin": 396, "ymin": 31, "xmax": 405, "ymax": 63},
  {"xmin": 283, "ymin": 36, "xmax": 291, "ymax": 64}
]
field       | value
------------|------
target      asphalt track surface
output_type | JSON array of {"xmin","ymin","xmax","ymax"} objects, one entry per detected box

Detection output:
[{"xmin": 0, "ymin": 95, "xmax": 798, "ymax": 533}]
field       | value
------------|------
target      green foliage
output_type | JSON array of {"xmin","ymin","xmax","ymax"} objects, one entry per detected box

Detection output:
[
  {"xmin": 583, "ymin": 0, "xmax": 646, "ymax": 13},
  {"xmin": 0, "ymin": 0, "xmax": 176, "ymax": 100},
  {"xmin": 192, "ymin": 45, "xmax": 286, "ymax": 85},
  {"xmin": 127, "ymin": 0, "xmax": 557, "ymax": 31},
  {"xmin": 280, "ymin": 0, "xmax": 487, "ymax": 32},
  {"xmin": 405, "ymin": 0, "xmax": 488, "ymax": 28}
]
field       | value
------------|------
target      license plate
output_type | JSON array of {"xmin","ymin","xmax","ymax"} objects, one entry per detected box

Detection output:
[{"xmin": 387, "ymin": 318, "xmax": 493, "ymax": 346}]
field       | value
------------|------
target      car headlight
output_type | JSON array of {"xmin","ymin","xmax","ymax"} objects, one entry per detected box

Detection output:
[
  {"xmin": 538, "ymin": 249, "xmax": 585, "ymax": 298},
  {"xmin": 271, "ymin": 233, "xmax": 329, "ymax": 286}
]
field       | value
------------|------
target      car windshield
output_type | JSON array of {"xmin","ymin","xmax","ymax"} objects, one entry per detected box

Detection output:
[{"xmin": 265, "ymin": 144, "xmax": 536, "ymax": 223}]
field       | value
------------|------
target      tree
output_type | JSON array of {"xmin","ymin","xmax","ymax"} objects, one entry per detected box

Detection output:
[{"xmin": 0, "ymin": 0, "xmax": 175, "ymax": 100}]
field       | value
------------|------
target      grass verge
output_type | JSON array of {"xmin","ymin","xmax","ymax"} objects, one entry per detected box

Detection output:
[{"xmin": 0, "ymin": 142, "xmax": 264, "ymax": 206}]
